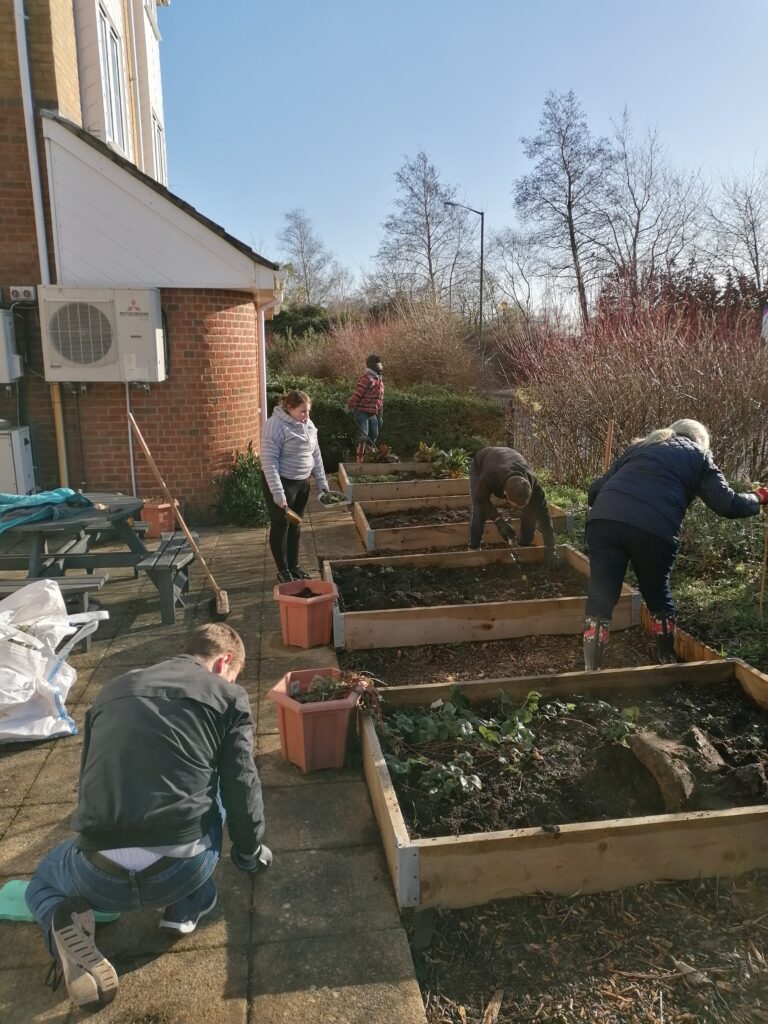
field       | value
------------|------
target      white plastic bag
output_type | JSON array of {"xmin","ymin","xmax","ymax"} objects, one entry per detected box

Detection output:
[{"xmin": 0, "ymin": 579, "xmax": 106, "ymax": 744}]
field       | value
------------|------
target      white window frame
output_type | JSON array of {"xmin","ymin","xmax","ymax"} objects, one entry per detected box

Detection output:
[
  {"xmin": 151, "ymin": 113, "xmax": 167, "ymax": 185},
  {"xmin": 97, "ymin": 5, "xmax": 128, "ymax": 154}
]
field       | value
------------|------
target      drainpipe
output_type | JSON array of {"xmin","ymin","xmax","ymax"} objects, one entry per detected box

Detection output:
[
  {"xmin": 14, "ymin": 0, "xmax": 69, "ymax": 487},
  {"xmin": 257, "ymin": 296, "xmax": 280, "ymax": 430},
  {"xmin": 126, "ymin": 0, "xmax": 145, "ymax": 172}
]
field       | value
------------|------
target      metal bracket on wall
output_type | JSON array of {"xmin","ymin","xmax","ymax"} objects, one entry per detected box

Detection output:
[
  {"xmin": 396, "ymin": 843, "xmax": 420, "ymax": 908},
  {"xmin": 631, "ymin": 591, "xmax": 642, "ymax": 625},
  {"xmin": 366, "ymin": 529, "xmax": 375, "ymax": 552}
]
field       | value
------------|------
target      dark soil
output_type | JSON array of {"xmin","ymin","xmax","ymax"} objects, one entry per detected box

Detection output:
[
  {"xmin": 334, "ymin": 562, "xmax": 588, "ymax": 611},
  {"xmin": 413, "ymin": 872, "xmax": 768, "ymax": 1023},
  {"xmin": 339, "ymin": 627, "xmax": 654, "ymax": 684},
  {"xmin": 367, "ymin": 507, "xmax": 472, "ymax": 528},
  {"xmin": 378, "ymin": 681, "xmax": 768, "ymax": 839}
]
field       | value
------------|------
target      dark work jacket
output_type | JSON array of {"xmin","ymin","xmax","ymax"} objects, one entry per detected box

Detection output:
[
  {"xmin": 588, "ymin": 435, "xmax": 760, "ymax": 544},
  {"xmin": 72, "ymin": 655, "xmax": 264, "ymax": 856},
  {"xmin": 469, "ymin": 447, "xmax": 555, "ymax": 551}
]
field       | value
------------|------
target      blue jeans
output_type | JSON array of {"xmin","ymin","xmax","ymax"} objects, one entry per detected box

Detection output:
[
  {"xmin": 354, "ymin": 411, "xmax": 379, "ymax": 446},
  {"xmin": 585, "ymin": 519, "xmax": 678, "ymax": 619},
  {"xmin": 26, "ymin": 815, "xmax": 222, "ymax": 955}
]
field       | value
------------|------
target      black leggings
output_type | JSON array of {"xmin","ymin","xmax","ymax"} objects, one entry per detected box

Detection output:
[
  {"xmin": 262, "ymin": 473, "xmax": 310, "ymax": 573},
  {"xmin": 585, "ymin": 519, "xmax": 678, "ymax": 619}
]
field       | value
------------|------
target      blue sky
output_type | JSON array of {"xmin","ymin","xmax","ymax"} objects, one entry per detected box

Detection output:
[{"xmin": 159, "ymin": 0, "xmax": 766, "ymax": 276}]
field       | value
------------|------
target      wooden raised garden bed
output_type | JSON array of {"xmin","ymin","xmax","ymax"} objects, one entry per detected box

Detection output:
[
  {"xmin": 361, "ymin": 656, "xmax": 768, "ymax": 910},
  {"xmin": 323, "ymin": 544, "xmax": 639, "ymax": 651},
  {"xmin": 338, "ymin": 461, "xmax": 469, "ymax": 501},
  {"xmin": 353, "ymin": 496, "xmax": 572, "ymax": 552}
]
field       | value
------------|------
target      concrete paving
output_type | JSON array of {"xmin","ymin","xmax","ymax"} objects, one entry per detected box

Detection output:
[{"xmin": 0, "ymin": 488, "xmax": 427, "ymax": 1023}]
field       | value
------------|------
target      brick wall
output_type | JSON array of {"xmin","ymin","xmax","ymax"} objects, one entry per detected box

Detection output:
[{"xmin": 0, "ymin": 290, "xmax": 263, "ymax": 523}]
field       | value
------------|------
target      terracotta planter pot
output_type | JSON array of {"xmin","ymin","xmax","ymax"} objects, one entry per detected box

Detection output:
[
  {"xmin": 268, "ymin": 667, "xmax": 358, "ymax": 773},
  {"xmin": 141, "ymin": 500, "xmax": 178, "ymax": 539},
  {"xmin": 273, "ymin": 580, "xmax": 338, "ymax": 648}
]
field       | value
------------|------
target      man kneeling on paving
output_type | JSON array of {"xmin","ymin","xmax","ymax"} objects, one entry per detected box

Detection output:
[
  {"xmin": 25, "ymin": 622, "xmax": 271, "ymax": 1011},
  {"xmin": 469, "ymin": 446, "xmax": 559, "ymax": 566}
]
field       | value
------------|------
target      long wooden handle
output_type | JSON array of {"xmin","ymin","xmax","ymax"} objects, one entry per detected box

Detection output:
[
  {"xmin": 127, "ymin": 412, "xmax": 221, "ymax": 595},
  {"xmin": 603, "ymin": 419, "xmax": 615, "ymax": 474},
  {"xmin": 760, "ymin": 517, "xmax": 768, "ymax": 624}
]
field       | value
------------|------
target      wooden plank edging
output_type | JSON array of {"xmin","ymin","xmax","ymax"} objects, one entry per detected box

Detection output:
[{"xmin": 363, "ymin": 658, "xmax": 768, "ymax": 909}]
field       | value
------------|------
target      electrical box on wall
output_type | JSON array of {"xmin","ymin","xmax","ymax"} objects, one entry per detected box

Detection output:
[
  {"xmin": 0, "ymin": 427, "xmax": 35, "ymax": 494},
  {"xmin": 38, "ymin": 287, "xmax": 167, "ymax": 383},
  {"xmin": 0, "ymin": 310, "xmax": 23, "ymax": 383}
]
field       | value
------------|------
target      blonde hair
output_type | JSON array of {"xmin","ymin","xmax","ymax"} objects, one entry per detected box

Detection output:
[
  {"xmin": 280, "ymin": 390, "xmax": 311, "ymax": 412},
  {"xmin": 633, "ymin": 419, "xmax": 710, "ymax": 450},
  {"xmin": 186, "ymin": 623, "xmax": 245, "ymax": 670},
  {"xmin": 504, "ymin": 476, "xmax": 532, "ymax": 507}
]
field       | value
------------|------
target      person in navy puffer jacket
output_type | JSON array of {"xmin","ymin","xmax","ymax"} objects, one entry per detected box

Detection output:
[
  {"xmin": 583, "ymin": 418, "xmax": 768, "ymax": 670},
  {"xmin": 261, "ymin": 390, "xmax": 329, "ymax": 583}
]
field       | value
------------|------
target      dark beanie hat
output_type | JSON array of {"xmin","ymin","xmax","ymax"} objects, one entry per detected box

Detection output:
[{"xmin": 366, "ymin": 354, "xmax": 382, "ymax": 371}]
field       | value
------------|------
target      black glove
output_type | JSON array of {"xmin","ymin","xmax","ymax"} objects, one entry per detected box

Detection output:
[
  {"xmin": 231, "ymin": 843, "xmax": 273, "ymax": 874},
  {"xmin": 494, "ymin": 517, "xmax": 516, "ymax": 545},
  {"xmin": 544, "ymin": 549, "xmax": 562, "ymax": 569}
]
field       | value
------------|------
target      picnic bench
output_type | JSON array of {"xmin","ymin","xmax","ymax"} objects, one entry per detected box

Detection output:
[
  {"xmin": 137, "ymin": 531, "xmax": 197, "ymax": 625},
  {"xmin": 0, "ymin": 574, "xmax": 109, "ymax": 651}
]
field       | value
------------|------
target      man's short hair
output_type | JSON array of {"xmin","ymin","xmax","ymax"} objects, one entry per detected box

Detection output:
[
  {"xmin": 186, "ymin": 623, "xmax": 245, "ymax": 670},
  {"xmin": 504, "ymin": 476, "xmax": 532, "ymax": 507}
]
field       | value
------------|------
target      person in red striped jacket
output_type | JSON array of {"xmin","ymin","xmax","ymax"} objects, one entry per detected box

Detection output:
[{"xmin": 347, "ymin": 354, "xmax": 384, "ymax": 462}]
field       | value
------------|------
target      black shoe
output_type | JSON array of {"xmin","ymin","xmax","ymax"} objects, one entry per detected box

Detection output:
[
  {"xmin": 289, "ymin": 567, "xmax": 312, "ymax": 580},
  {"xmin": 51, "ymin": 898, "xmax": 118, "ymax": 1010},
  {"xmin": 276, "ymin": 570, "xmax": 295, "ymax": 584}
]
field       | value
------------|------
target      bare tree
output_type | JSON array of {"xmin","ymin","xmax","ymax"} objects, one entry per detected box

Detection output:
[
  {"xmin": 486, "ymin": 228, "xmax": 545, "ymax": 321},
  {"xmin": 514, "ymin": 90, "xmax": 612, "ymax": 326},
  {"xmin": 586, "ymin": 111, "xmax": 708, "ymax": 300},
  {"xmin": 375, "ymin": 151, "xmax": 476, "ymax": 308},
  {"xmin": 277, "ymin": 208, "xmax": 335, "ymax": 305},
  {"xmin": 710, "ymin": 164, "xmax": 768, "ymax": 291}
]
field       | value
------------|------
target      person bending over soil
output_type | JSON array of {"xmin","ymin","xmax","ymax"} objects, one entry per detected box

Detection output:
[
  {"xmin": 583, "ymin": 418, "xmax": 768, "ymax": 670},
  {"xmin": 469, "ymin": 447, "xmax": 558, "ymax": 566}
]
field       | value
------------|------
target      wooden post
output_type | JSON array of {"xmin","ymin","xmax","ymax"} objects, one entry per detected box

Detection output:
[
  {"xmin": 760, "ymin": 517, "xmax": 768, "ymax": 624},
  {"xmin": 603, "ymin": 418, "xmax": 615, "ymax": 473}
]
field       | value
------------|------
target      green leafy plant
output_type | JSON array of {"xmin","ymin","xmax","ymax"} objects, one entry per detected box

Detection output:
[
  {"xmin": 432, "ymin": 448, "xmax": 470, "ymax": 479},
  {"xmin": 212, "ymin": 442, "xmax": 269, "ymax": 527},
  {"xmin": 379, "ymin": 685, "xmax": 574, "ymax": 804},
  {"xmin": 413, "ymin": 441, "xmax": 439, "ymax": 463}
]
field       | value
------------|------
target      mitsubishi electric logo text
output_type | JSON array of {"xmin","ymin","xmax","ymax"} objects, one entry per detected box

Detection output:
[{"xmin": 119, "ymin": 299, "xmax": 149, "ymax": 318}]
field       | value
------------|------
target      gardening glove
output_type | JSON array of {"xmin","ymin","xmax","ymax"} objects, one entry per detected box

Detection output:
[
  {"xmin": 544, "ymin": 549, "xmax": 562, "ymax": 570},
  {"xmin": 377, "ymin": 413, "xmax": 383, "ymax": 430},
  {"xmin": 755, "ymin": 486, "xmax": 768, "ymax": 505},
  {"xmin": 231, "ymin": 843, "xmax": 273, "ymax": 874},
  {"xmin": 494, "ymin": 517, "xmax": 516, "ymax": 545}
]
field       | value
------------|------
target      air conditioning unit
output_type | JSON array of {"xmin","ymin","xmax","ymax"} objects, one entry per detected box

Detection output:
[{"xmin": 38, "ymin": 287, "xmax": 167, "ymax": 383}]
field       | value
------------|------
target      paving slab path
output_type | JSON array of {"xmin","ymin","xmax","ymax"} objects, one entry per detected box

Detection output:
[{"xmin": 0, "ymin": 488, "xmax": 426, "ymax": 1023}]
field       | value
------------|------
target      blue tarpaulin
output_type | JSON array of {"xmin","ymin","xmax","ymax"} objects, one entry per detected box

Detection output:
[{"xmin": 0, "ymin": 489, "xmax": 94, "ymax": 535}]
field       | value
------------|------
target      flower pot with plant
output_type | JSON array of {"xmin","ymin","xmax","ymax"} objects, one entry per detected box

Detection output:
[
  {"xmin": 268, "ymin": 667, "xmax": 380, "ymax": 773},
  {"xmin": 141, "ymin": 497, "xmax": 179, "ymax": 539}
]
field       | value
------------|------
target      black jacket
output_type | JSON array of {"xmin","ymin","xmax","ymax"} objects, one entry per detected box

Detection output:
[
  {"xmin": 72, "ymin": 655, "xmax": 264, "ymax": 856},
  {"xmin": 469, "ymin": 447, "xmax": 555, "ymax": 551},
  {"xmin": 588, "ymin": 435, "xmax": 760, "ymax": 544}
]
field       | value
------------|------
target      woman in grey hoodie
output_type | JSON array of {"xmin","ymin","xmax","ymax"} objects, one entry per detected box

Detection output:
[{"xmin": 261, "ymin": 390, "xmax": 329, "ymax": 582}]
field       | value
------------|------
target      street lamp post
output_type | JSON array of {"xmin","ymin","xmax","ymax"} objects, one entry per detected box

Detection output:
[{"xmin": 444, "ymin": 200, "xmax": 484, "ymax": 352}]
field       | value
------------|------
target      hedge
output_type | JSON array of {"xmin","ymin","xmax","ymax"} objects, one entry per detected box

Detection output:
[{"xmin": 266, "ymin": 375, "xmax": 506, "ymax": 458}]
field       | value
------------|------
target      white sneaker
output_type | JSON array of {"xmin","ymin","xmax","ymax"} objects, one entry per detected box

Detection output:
[{"xmin": 51, "ymin": 898, "xmax": 118, "ymax": 1009}]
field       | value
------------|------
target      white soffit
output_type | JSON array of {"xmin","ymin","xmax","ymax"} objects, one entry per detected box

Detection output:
[{"xmin": 42, "ymin": 116, "xmax": 279, "ymax": 295}]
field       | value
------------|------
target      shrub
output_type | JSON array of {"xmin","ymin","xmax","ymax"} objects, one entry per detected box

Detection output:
[
  {"xmin": 213, "ymin": 442, "xmax": 269, "ymax": 527},
  {"xmin": 278, "ymin": 307, "xmax": 497, "ymax": 392},
  {"xmin": 267, "ymin": 375, "xmax": 506, "ymax": 456},
  {"xmin": 499, "ymin": 301, "xmax": 768, "ymax": 484}
]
